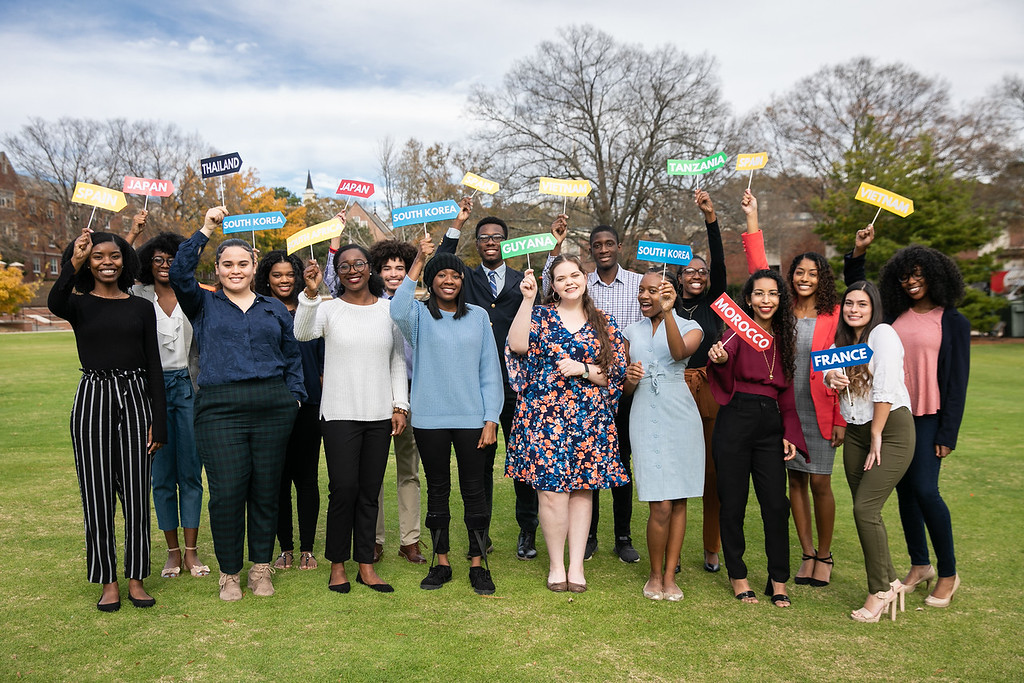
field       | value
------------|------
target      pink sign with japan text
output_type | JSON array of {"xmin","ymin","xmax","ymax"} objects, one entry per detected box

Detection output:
[{"xmin": 122, "ymin": 176, "xmax": 175, "ymax": 197}]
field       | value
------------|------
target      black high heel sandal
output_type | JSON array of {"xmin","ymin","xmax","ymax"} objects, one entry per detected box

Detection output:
[
  {"xmin": 809, "ymin": 552, "xmax": 834, "ymax": 587},
  {"xmin": 764, "ymin": 578, "xmax": 791, "ymax": 607},
  {"xmin": 794, "ymin": 551, "xmax": 816, "ymax": 585}
]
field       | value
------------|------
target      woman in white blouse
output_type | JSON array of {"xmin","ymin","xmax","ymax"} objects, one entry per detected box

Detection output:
[{"xmin": 825, "ymin": 281, "xmax": 915, "ymax": 623}]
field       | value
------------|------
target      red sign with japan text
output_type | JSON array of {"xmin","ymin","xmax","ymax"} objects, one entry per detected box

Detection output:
[
  {"xmin": 122, "ymin": 176, "xmax": 175, "ymax": 197},
  {"xmin": 335, "ymin": 179, "xmax": 374, "ymax": 198},
  {"xmin": 711, "ymin": 293, "xmax": 773, "ymax": 351}
]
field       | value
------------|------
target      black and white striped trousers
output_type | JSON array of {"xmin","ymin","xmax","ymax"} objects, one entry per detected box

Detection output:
[{"xmin": 70, "ymin": 369, "xmax": 153, "ymax": 584}]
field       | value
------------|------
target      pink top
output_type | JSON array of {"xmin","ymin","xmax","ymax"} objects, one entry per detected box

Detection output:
[{"xmin": 892, "ymin": 307, "xmax": 943, "ymax": 416}]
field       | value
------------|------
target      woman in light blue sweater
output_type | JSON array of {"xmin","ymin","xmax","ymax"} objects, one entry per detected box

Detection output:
[{"xmin": 390, "ymin": 234, "xmax": 504, "ymax": 595}]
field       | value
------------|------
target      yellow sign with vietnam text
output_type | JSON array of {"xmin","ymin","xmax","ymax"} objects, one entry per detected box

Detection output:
[
  {"xmin": 854, "ymin": 182, "xmax": 914, "ymax": 218},
  {"xmin": 538, "ymin": 177, "xmax": 592, "ymax": 197},
  {"xmin": 71, "ymin": 182, "xmax": 128, "ymax": 213},
  {"xmin": 735, "ymin": 153, "xmax": 768, "ymax": 171},
  {"xmin": 286, "ymin": 218, "xmax": 345, "ymax": 255},
  {"xmin": 461, "ymin": 172, "xmax": 500, "ymax": 195}
]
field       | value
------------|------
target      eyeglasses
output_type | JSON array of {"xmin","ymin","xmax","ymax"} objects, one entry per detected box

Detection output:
[
  {"xmin": 337, "ymin": 260, "xmax": 368, "ymax": 275},
  {"xmin": 152, "ymin": 256, "xmax": 174, "ymax": 266},
  {"xmin": 898, "ymin": 269, "xmax": 924, "ymax": 283},
  {"xmin": 476, "ymin": 235, "xmax": 504, "ymax": 244},
  {"xmin": 682, "ymin": 267, "xmax": 709, "ymax": 277}
]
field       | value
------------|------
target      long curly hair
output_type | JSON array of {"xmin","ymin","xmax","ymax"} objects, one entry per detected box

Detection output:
[
  {"xmin": 136, "ymin": 232, "xmax": 186, "ymax": 285},
  {"xmin": 545, "ymin": 254, "xmax": 614, "ymax": 374},
  {"xmin": 254, "ymin": 250, "xmax": 304, "ymax": 302},
  {"xmin": 879, "ymin": 245, "xmax": 965, "ymax": 319},
  {"xmin": 740, "ymin": 269, "xmax": 797, "ymax": 382},
  {"xmin": 787, "ymin": 252, "xmax": 838, "ymax": 314},
  {"xmin": 835, "ymin": 280, "xmax": 884, "ymax": 397},
  {"xmin": 60, "ymin": 231, "xmax": 139, "ymax": 294}
]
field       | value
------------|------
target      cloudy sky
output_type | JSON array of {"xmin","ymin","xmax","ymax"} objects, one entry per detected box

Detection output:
[{"xmin": 2, "ymin": 0, "xmax": 1021, "ymax": 195}]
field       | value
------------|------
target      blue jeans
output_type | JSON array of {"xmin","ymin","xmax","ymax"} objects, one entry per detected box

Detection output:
[
  {"xmin": 152, "ymin": 369, "xmax": 203, "ymax": 530},
  {"xmin": 896, "ymin": 413, "xmax": 956, "ymax": 577}
]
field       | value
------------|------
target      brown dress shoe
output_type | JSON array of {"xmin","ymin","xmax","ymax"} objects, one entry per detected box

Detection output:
[
  {"xmin": 398, "ymin": 542, "xmax": 427, "ymax": 564},
  {"xmin": 373, "ymin": 543, "xmax": 384, "ymax": 563}
]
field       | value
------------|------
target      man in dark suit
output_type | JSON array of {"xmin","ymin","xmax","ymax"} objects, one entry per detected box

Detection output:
[{"xmin": 437, "ymin": 198, "xmax": 539, "ymax": 560}]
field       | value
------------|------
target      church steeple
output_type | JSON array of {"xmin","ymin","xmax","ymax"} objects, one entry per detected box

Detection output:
[{"xmin": 302, "ymin": 171, "xmax": 317, "ymax": 204}]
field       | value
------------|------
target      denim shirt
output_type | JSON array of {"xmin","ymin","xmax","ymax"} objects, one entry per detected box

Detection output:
[{"xmin": 169, "ymin": 230, "xmax": 307, "ymax": 402}]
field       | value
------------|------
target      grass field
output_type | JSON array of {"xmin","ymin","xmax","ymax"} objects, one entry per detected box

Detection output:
[{"xmin": 1, "ymin": 332, "xmax": 1022, "ymax": 681}]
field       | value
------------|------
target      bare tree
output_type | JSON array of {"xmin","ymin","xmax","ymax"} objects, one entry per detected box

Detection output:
[
  {"xmin": 376, "ymin": 135, "xmax": 398, "ymax": 216},
  {"xmin": 469, "ymin": 25, "xmax": 732, "ymax": 253}
]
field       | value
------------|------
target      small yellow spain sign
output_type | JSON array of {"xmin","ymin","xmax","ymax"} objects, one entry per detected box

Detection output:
[
  {"xmin": 72, "ymin": 182, "xmax": 128, "ymax": 212},
  {"xmin": 538, "ymin": 177, "xmax": 592, "ymax": 197},
  {"xmin": 286, "ymin": 218, "xmax": 345, "ymax": 255},
  {"xmin": 735, "ymin": 153, "xmax": 768, "ymax": 171},
  {"xmin": 854, "ymin": 182, "xmax": 914, "ymax": 218},
  {"xmin": 461, "ymin": 172, "xmax": 500, "ymax": 195}
]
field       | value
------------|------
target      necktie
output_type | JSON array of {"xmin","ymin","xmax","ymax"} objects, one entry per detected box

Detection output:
[{"xmin": 488, "ymin": 270, "xmax": 499, "ymax": 297}]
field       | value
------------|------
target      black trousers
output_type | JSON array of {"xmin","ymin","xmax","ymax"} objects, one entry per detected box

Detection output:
[
  {"xmin": 590, "ymin": 392, "xmax": 633, "ymax": 539},
  {"xmin": 414, "ymin": 427, "xmax": 491, "ymax": 556},
  {"xmin": 711, "ymin": 393, "xmax": 791, "ymax": 583},
  {"xmin": 483, "ymin": 381, "xmax": 538, "ymax": 534},
  {"xmin": 277, "ymin": 402, "xmax": 322, "ymax": 553},
  {"xmin": 321, "ymin": 419, "xmax": 391, "ymax": 564}
]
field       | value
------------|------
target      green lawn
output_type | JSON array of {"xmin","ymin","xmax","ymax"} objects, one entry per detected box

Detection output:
[{"xmin": 1, "ymin": 333, "xmax": 1022, "ymax": 681}]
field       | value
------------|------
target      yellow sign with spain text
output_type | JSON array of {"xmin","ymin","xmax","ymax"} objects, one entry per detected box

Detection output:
[
  {"xmin": 461, "ymin": 172, "xmax": 500, "ymax": 195},
  {"xmin": 854, "ymin": 182, "xmax": 914, "ymax": 218},
  {"xmin": 286, "ymin": 218, "xmax": 345, "ymax": 255},
  {"xmin": 71, "ymin": 182, "xmax": 128, "ymax": 213},
  {"xmin": 538, "ymin": 177, "xmax": 592, "ymax": 197},
  {"xmin": 735, "ymin": 153, "xmax": 768, "ymax": 171}
]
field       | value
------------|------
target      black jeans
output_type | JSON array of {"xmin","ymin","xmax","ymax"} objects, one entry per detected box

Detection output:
[
  {"xmin": 711, "ymin": 393, "xmax": 791, "ymax": 583},
  {"xmin": 321, "ymin": 419, "xmax": 391, "ymax": 564},
  {"xmin": 277, "ymin": 403, "xmax": 322, "ymax": 553},
  {"xmin": 415, "ymin": 427, "xmax": 491, "ymax": 556},
  {"xmin": 590, "ymin": 392, "xmax": 633, "ymax": 539},
  {"xmin": 483, "ymin": 382, "xmax": 538, "ymax": 533}
]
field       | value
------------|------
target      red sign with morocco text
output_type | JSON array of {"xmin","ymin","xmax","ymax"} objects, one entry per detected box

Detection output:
[{"xmin": 711, "ymin": 293, "xmax": 773, "ymax": 351}]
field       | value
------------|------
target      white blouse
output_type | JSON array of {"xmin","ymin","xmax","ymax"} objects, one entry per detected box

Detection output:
[
  {"xmin": 827, "ymin": 324, "xmax": 912, "ymax": 426},
  {"xmin": 132, "ymin": 284, "xmax": 192, "ymax": 371}
]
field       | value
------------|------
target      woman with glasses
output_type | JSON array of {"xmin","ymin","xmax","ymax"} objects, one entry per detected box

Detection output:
[
  {"xmin": 879, "ymin": 246, "xmax": 969, "ymax": 608},
  {"xmin": 675, "ymin": 190, "xmax": 727, "ymax": 574},
  {"xmin": 127, "ymin": 216, "xmax": 210, "ymax": 580},
  {"xmin": 295, "ymin": 243, "xmax": 408, "ymax": 594}
]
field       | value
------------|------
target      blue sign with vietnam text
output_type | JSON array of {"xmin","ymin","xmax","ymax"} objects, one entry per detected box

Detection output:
[
  {"xmin": 222, "ymin": 211, "xmax": 286, "ymax": 234},
  {"xmin": 637, "ymin": 240, "xmax": 693, "ymax": 266},
  {"xmin": 391, "ymin": 200, "xmax": 461, "ymax": 228},
  {"xmin": 811, "ymin": 344, "xmax": 873, "ymax": 372}
]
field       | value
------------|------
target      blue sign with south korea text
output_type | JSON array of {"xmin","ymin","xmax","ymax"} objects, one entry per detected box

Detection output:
[
  {"xmin": 637, "ymin": 240, "xmax": 693, "ymax": 266},
  {"xmin": 391, "ymin": 200, "xmax": 461, "ymax": 228},
  {"xmin": 222, "ymin": 211, "xmax": 286, "ymax": 234},
  {"xmin": 811, "ymin": 344, "xmax": 873, "ymax": 372}
]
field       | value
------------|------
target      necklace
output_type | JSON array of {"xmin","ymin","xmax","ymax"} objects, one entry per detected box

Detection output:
[
  {"xmin": 679, "ymin": 301, "xmax": 698, "ymax": 316},
  {"xmin": 763, "ymin": 346, "xmax": 776, "ymax": 381}
]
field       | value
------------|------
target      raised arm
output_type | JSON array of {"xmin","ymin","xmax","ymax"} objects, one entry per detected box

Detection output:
[
  {"xmin": 124, "ymin": 210, "xmax": 148, "ymax": 247},
  {"xmin": 437, "ymin": 197, "xmax": 473, "ymax": 257},
  {"xmin": 740, "ymin": 189, "xmax": 768, "ymax": 273},
  {"xmin": 47, "ymin": 228, "xmax": 93, "ymax": 322},
  {"xmin": 508, "ymin": 269, "xmax": 538, "ymax": 355},
  {"xmin": 169, "ymin": 206, "xmax": 226, "ymax": 319},
  {"xmin": 323, "ymin": 211, "xmax": 346, "ymax": 295},
  {"xmin": 844, "ymin": 224, "xmax": 873, "ymax": 286},
  {"xmin": 696, "ymin": 190, "xmax": 727, "ymax": 298},
  {"xmin": 541, "ymin": 213, "xmax": 568, "ymax": 294}
]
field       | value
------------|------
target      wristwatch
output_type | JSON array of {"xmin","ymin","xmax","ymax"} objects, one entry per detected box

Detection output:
[{"xmin": 581, "ymin": 363, "xmax": 589, "ymax": 379}]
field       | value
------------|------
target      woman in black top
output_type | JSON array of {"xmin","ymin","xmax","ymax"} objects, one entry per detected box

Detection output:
[
  {"xmin": 675, "ymin": 190, "xmax": 726, "ymax": 573},
  {"xmin": 48, "ymin": 228, "xmax": 166, "ymax": 612}
]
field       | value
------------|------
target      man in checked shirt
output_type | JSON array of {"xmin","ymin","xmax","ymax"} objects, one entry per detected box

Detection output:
[{"xmin": 545, "ymin": 220, "xmax": 642, "ymax": 564}]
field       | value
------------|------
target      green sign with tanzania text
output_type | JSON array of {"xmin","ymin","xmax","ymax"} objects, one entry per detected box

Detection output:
[
  {"xmin": 667, "ymin": 152, "xmax": 727, "ymax": 176},
  {"xmin": 500, "ymin": 233, "xmax": 558, "ymax": 259}
]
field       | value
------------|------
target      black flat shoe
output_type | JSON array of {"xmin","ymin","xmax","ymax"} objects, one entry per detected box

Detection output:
[
  {"xmin": 794, "ymin": 552, "xmax": 816, "ymax": 585},
  {"xmin": 328, "ymin": 581, "xmax": 351, "ymax": 593},
  {"xmin": 356, "ymin": 574, "xmax": 394, "ymax": 593},
  {"xmin": 97, "ymin": 599, "xmax": 121, "ymax": 612},
  {"xmin": 128, "ymin": 594, "xmax": 155, "ymax": 608}
]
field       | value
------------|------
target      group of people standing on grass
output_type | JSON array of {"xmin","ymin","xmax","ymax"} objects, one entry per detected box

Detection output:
[{"xmin": 49, "ymin": 187, "xmax": 968, "ymax": 620}]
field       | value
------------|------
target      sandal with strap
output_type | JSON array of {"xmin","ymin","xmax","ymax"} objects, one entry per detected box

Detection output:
[
  {"xmin": 809, "ymin": 552, "xmax": 834, "ymax": 587},
  {"xmin": 794, "ymin": 551, "xmax": 816, "ymax": 585},
  {"xmin": 299, "ymin": 551, "xmax": 318, "ymax": 570},
  {"xmin": 764, "ymin": 578, "xmax": 792, "ymax": 607},
  {"xmin": 184, "ymin": 546, "xmax": 211, "ymax": 577},
  {"xmin": 161, "ymin": 548, "xmax": 182, "ymax": 578},
  {"xmin": 274, "ymin": 550, "xmax": 294, "ymax": 570}
]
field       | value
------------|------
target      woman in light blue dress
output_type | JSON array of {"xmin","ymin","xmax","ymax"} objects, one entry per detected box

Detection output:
[{"xmin": 623, "ymin": 270, "xmax": 705, "ymax": 602}]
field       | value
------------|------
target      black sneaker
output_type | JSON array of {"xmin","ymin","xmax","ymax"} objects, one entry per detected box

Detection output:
[
  {"xmin": 517, "ymin": 531, "xmax": 538, "ymax": 560},
  {"xmin": 614, "ymin": 536, "xmax": 640, "ymax": 564},
  {"xmin": 583, "ymin": 536, "xmax": 598, "ymax": 561},
  {"xmin": 420, "ymin": 564, "xmax": 452, "ymax": 590},
  {"xmin": 469, "ymin": 566, "xmax": 496, "ymax": 595}
]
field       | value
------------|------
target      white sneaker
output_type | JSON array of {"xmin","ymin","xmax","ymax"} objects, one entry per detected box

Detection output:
[{"xmin": 247, "ymin": 563, "xmax": 276, "ymax": 596}]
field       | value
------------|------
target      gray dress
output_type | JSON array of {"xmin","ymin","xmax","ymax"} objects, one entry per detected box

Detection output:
[
  {"xmin": 787, "ymin": 317, "xmax": 837, "ymax": 474},
  {"xmin": 625, "ymin": 312, "xmax": 705, "ymax": 501}
]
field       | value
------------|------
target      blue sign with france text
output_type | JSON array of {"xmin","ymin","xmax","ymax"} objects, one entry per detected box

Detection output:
[
  {"xmin": 391, "ymin": 200, "xmax": 460, "ymax": 228},
  {"xmin": 222, "ymin": 211, "xmax": 286, "ymax": 234},
  {"xmin": 811, "ymin": 344, "xmax": 873, "ymax": 372},
  {"xmin": 637, "ymin": 240, "xmax": 693, "ymax": 266}
]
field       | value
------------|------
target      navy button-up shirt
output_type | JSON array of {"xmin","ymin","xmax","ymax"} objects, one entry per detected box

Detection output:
[{"xmin": 169, "ymin": 231, "xmax": 307, "ymax": 402}]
